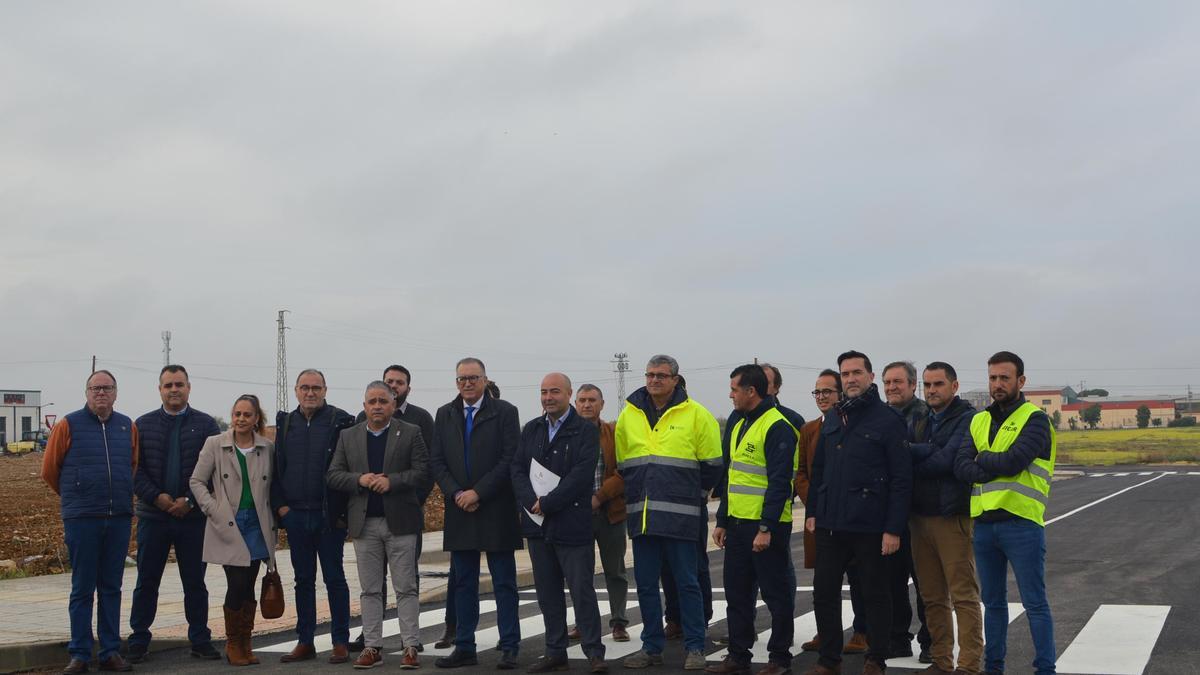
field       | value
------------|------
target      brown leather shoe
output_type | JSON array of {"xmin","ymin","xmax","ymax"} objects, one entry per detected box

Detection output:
[
  {"xmin": 280, "ymin": 643, "xmax": 316, "ymax": 663},
  {"xmin": 435, "ymin": 623, "xmax": 456, "ymax": 649},
  {"xmin": 400, "ymin": 646, "xmax": 420, "ymax": 670},
  {"xmin": 62, "ymin": 658, "xmax": 89, "ymax": 674},
  {"xmin": 755, "ymin": 664, "xmax": 792, "ymax": 675},
  {"xmin": 704, "ymin": 656, "xmax": 750, "ymax": 674},
  {"xmin": 612, "ymin": 625, "xmax": 630, "ymax": 642},
  {"xmin": 97, "ymin": 654, "xmax": 133, "ymax": 672},
  {"xmin": 920, "ymin": 665, "xmax": 955, "ymax": 674},
  {"xmin": 799, "ymin": 664, "xmax": 839, "ymax": 675},
  {"xmin": 589, "ymin": 656, "xmax": 609, "ymax": 673},
  {"xmin": 353, "ymin": 647, "xmax": 382, "ymax": 669},
  {"xmin": 329, "ymin": 643, "xmax": 351, "ymax": 664},
  {"xmin": 843, "ymin": 632, "xmax": 868, "ymax": 654},
  {"xmin": 567, "ymin": 625, "xmax": 582, "ymax": 640},
  {"xmin": 862, "ymin": 660, "xmax": 884, "ymax": 675},
  {"xmin": 800, "ymin": 633, "xmax": 820, "ymax": 652},
  {"xmin": 664, "ymin": 621, "xmax": 683, "ymax": 640}
]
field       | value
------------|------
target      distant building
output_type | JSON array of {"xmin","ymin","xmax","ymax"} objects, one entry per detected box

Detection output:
[
  {"xmin": 0, "ymin": 389, "xmax": 44, "ymax": 447},
  {"xmin": 1063, "ymin": 397, "xmax": 1176, "ymax": 429},
  {"xmin": 961, "ymin": 385, "xmax": 1077, "ymax": 428}
]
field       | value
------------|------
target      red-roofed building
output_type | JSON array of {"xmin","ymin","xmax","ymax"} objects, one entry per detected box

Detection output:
[{"xmin": 1062, "ymin": 398, "xmax": 1175, "ymax": 429}]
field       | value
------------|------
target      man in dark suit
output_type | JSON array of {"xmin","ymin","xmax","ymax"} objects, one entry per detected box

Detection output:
[
  {"xmin": 512, "ymin": 373, "xmax": 607, "ymax": 673},
  {"xmin": 429, "ymin": 357, "xmax": 523, "ymax": 670},
  {"xmin": 328, "ymin": 381, "xmax": 429, "ymax": 670}
]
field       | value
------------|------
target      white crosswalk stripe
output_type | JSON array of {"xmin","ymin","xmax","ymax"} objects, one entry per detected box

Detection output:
[{"xmin": 1056, "ymin": 604, "xmax": 1170, "ymax": 675}]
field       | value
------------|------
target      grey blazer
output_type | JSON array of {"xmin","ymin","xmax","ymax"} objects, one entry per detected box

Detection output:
[{"xmin": 327, "ymin": 418, "xmax": 429, "ymax": 537}]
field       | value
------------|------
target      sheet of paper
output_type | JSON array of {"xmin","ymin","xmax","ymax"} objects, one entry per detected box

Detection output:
[{"xmin": 524, "ymin": 457, "xmax": 561, "ymax": 527}]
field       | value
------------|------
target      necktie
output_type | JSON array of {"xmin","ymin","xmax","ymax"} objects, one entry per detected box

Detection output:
[{"xmin": 464, "ymin": 405, "xmax": 476, "ymax": 478}]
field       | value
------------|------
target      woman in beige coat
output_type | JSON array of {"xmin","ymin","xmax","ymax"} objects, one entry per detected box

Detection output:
[{"xmin": 190, "ymin": 394, "xmax": 277, "ymax": 666}]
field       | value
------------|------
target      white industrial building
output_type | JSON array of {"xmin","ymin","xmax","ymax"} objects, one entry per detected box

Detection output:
[{"xmin": 0, "ymin": 389, "xmax": 45, "ymax": 447}]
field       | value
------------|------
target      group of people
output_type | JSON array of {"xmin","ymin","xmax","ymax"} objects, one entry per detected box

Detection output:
[{"xmin": 40, "ymin": 349, "xmax": 1056, "ymax": 675}]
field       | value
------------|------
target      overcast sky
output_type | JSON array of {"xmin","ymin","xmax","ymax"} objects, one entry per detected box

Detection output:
[{"xmin": 2, "ymin": 2, "xmax": 1198, "ymax": 426}]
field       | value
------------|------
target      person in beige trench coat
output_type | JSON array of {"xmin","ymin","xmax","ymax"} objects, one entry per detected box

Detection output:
[{"xmin": 190, "ymin": 394, "xmax": 277, "ymax": 666}]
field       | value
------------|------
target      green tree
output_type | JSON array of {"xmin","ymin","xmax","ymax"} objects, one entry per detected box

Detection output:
[
  {"xmin": 1136, "ymin": 405, "xmax": 1151, "ymax": 429},
  {"xmin": 1081, "ymin": 404, "xmax": 1103, "ymax": 429},
  {"xmin": 1051, "ymin": 410, "xmax": 1062, "ymax": 429},
  {"xmin": 1068, "ymin": 416, "xmax": 1078, "ymax": 431},
  {"xmin": 1078, "ymin": 388, "xmax": 1110, "ymax": 398},
  {"xmin": 1152, "ymin": 418, "xmax": 1163, "ymax": 427}
]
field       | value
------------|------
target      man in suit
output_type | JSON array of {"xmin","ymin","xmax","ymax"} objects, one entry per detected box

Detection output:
[
  {"xmin": 429, "ymin": 358, "xmax": 523, "ymax": 670},
  {"xmin": 328, "ymin": 381, "xmax": 430, "ymax": 669}
]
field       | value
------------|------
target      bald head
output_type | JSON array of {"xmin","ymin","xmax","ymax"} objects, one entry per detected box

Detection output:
[{"xmin": 540, "ymin": 372, "xmax": 573, "ymax": 420}]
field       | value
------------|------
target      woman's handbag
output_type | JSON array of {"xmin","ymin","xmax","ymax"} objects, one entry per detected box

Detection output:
[{"xmin": 260, "ymin": 567, "xmax": 285, "ymax": 619}]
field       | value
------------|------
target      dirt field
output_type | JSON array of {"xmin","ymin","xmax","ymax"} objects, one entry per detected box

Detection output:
[{"xmin": 0, "ymin": 452, "xmax": 447, "ymax": 579}]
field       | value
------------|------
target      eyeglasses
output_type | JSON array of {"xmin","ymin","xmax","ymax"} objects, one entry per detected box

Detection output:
[
  {"xmin": 297, "ymin": 385, "xmax": 325, "ymax": 393},
  {"xmin": 87, "ymin": 385, "xmax": 115, "ymax": 394},
  {"xmin": 811, "ymin": 389, "xmax": 838, "ymax": 398},
  {"xmin": 456, "ymin": 375, "xmax": 483, "ymax": 384},
  {"xmin": 645, "ymin": 372, "xmax": 675, "ymax": 381}
]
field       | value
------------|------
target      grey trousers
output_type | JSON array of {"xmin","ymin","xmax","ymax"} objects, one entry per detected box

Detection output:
[
  {"xmin": 592, "ymin": 512, "xmax": 629, "ymax": 628},
  {"xmin": 354, "ymin": 518, "xmax": 419, "ymax": 648},
  {"xmin": 528, "ymin": 538, "xmax": 605, "ymax": 660}
]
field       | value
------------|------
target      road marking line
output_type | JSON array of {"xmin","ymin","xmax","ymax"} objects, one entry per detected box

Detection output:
[
  {"xmin": 389, "ymin": 600, "xmax": 542, "ymax": 656},
  {"xmin": 1111, "ymin": 472, "xmax": 1130, "ymax": 477},
  {"xmin": 1089, "ymin": 473, "xmax": 1109, "ymax": 477},
  {"xmin": 1046, "ymin": 473, "xmax": 1168, "ymax": 526},
  {"xmin": 1137, "ymin": 471, "xmax": 1153, "ymax": 476},
  {"xmin": 1056, "ymin": 604, "xmax": 1170, "ymax": 675}
]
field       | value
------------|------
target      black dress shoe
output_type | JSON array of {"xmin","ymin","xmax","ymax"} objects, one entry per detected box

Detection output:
[
  {"xmin": 350, "ymin": 632, "xmax": 366, "ymax": 651},
  {"xmin": 126, "ymin": 643, "xmax": 148, "ymax": 664},
  {"xmin": 62, "ymin": 658, "xmax": 89, "ymax": 675},
  {"xmin": 98, "ymin": 654, "xmax": 133, "ymax": 672},
  {"xmin": 435, "ymin": 624, "xmax": 456, "ymax": 650},
  {"xmin": 435, "ymin": 650, "xmax": 479, "ymax": 669},
  {"xmin": 497, "ymin": 650, "xmax": 519, "ymax": 670},
  {"xmin": 918, "ymin": 645, "xmax": 932, "ymax": 663},
  {"xmin": 190, "ymin": 642, "xmax": 221, "ymax": 660},
  {"xmin": 526, "ymin": 655, "xmax": 568, "ymax": 673}
]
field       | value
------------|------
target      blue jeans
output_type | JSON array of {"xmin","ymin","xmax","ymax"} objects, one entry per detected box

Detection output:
[
  {"xmin": 129, "ymin": 515, "xmax": 210, "ymax": 648},
  {"xmin": 633, "ymin": 535, "xmax": 705, "ymax": 653},
  {"xmin": 64, "ymin": 516, "xmax": 131, "ymax": 660},
  {"xmin": 443, "ymin": 559, "xmax": 458, "ymax": 625},
  {"xmin": 974, "ymin": 519, "xmax": 1056, "ymax": 674},
  {"xmin": 284, "ymin": 509, "xmax": 350, "ymax": 646},
  {"xmin": 451, "ymin": 550, "xmax": 521, "ymax": 653}
]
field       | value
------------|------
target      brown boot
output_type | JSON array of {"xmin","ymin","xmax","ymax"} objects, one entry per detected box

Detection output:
[
  {"xmin": 240, "ymin": 601, "xmax": 260, "ymax": 665},
  {"xmin": 225, "ymin": 606, "xmax": 251, "ymax": 666},
  {"xmin": 843, "ymin": 632, "xmax": 868, "ymax": 654},
  {"xmin": 800, "ymin": 633, "xmax": 820, "ymax": 652},
  {"xmin": 861, "ymin": 659, "xmax": 884, "ymax": 675}
]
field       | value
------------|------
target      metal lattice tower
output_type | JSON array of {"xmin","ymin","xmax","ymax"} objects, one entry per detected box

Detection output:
[
  {"xmin": 276, "ymin": 310, "xmax": 290, "ymax": 414},
  {"xmin": 613, "ymin": 352, "xmax": 630, "ymax": 412},
  {"xmin": 161, "ymin": 331, "xmax": 172, "ymax": 366}
]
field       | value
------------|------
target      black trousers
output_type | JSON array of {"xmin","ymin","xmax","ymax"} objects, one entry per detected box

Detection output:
[
  {"xmin": 890, "ymin": 528, "xmax": 931, "ymax": 649},
  {"xmin": 813, "ymin": 529, "xmax": 891, "ymax": 668},
  {"xmin": 223, "ymin": 561, "xmax": 261, "ymax": 609},
  {"xmin": 723, "ymin": 520, "xmax": 795, "ymax": 666}
]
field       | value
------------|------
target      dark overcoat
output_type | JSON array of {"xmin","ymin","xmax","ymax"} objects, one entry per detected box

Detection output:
[{"xmin": 429, "ymin": 394, "xmax": 523, "ymax": 552}]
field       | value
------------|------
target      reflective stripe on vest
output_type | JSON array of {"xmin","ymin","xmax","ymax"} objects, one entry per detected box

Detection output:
[
  {"xmin": 726, "ymin": 408, "xmax": 798, "ymax": 523},
  {"xmin": 969, "ymin": 401, "xmax": 1057, "ymax": 526}
]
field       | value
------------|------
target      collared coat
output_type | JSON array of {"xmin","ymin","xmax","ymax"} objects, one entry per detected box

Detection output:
[
  {"xmin": 594, "ymin": 420, "xmax": 627, "ymax": 524},
  {"xmin": 429, "ymin": 393, "xmax": 523, "ymax": 552},
  {"xmin": 511, "ymin": 407, "xmax": 600, "ymax": 546},
  {"xmin": 326, "ymin": 418, "xmax": 429, "ymax": 537},
  {"xmin": 189, "ymin": 430, "xmax": 278, "ymax": 569},
  {"xmin": 795, "ymin": 418, "xmax": 822, "ymax": 569}
]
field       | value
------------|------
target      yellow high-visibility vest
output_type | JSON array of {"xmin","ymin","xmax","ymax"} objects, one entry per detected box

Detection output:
[
  {"xmin": 727, "ymin": 408, "xmax": 798, "ymax": 522},
  {"xmin": 969, "ymin": 401, "xmax": 1056, "ymax": 526}
]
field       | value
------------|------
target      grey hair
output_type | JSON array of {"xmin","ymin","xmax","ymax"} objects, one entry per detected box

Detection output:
[
  {"xmin": 645, "ymin": 354, "xmax": 679, "ymax": 376},
  {"xmin": 578, "ymin": 383, "xmax": 604, "ymax": 399},
  {"xmin": 295, "ymin": 368, "xmax": 326, "ymax": 386},
  {"xmin": 365, "ymin": 380, "xmax": 394, "ymax": 399},
  {"xmin": 883, "ymin": 361, "xmax": 917, "ymax": 385},
  {"xmin": 456, "ymin": 357, "xmax": 487, "ymax": 375}
]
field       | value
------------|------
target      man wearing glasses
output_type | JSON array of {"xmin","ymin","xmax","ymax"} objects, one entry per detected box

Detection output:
[
  {"xmin": 271, "ymin": 369, "xmax": 357, "ymax": 664},
  {"xmin": 429, "ymin": 358, "xmax": 523, "ymax": 669},
  {"xmin": 615, "ymin": 355, "xmax": 723, "ymax": 671},
  {"xmin": 42, "ymin": 370, "xmax": 140, "ymax": 674}
]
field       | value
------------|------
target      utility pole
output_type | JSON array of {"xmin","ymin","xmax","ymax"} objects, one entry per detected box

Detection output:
[
  {"xmin": 613, "ymin": 352, "xmax": 630, "ymax": 412},
  {"xmin": 91, "ymin": 355, "xmax": 96, "ymax": 373},
  {"xmin": 161, "ymin": 330, "xmax": 172, "ymax": 366},
  {"xmin": 276, "ymin": 310, "xmax": 290, "ymax": 415}
]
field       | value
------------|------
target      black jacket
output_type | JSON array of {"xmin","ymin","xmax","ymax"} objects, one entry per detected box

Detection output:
[
  {"xmin": 954, "ymin": 394, "xmax": 1053, "ymax": 521},
  {"xmin": 270, "ymin": 403, "xmax": 356, "ymax": 527},
  {"xmin": 429, "ymin": 393, "xmax": 523, "ymax": 552},
  {"xmin": 134, "ymin": 406, "xmax": 221, "ymax": 521},
  {"xmin": 908, "ymin": 396, "xmax": 976, "ymax": 517},
  {"xmin": 808, "ymin": 385, "xmax": 912, "ymax": 535},
  {"xmin": 511, "ymin": 406, "xmax": 599, "ymax": 546}
]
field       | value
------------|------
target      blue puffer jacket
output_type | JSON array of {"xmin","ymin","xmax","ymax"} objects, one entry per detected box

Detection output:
[
  {"xmin": 60, "ymin": 407, "xmax": 136, "ymax": 520},
  {"xmin": 134, "ymin": 406, "xmax": 221, "ymax": 520},
  {"xmin": 808, "ymin": 386, "xmax": 912, "ymax": 535},
  {"xmin": 270, "ymin": 404, "xmax": 356, "ymax": 528},
  {"xmin": 510, "ymin": 407, "xmax": 599, "ymax": 547}
]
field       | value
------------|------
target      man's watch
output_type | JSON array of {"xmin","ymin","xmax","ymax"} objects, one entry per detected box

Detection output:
[
  {"xmin": 758, "ymin": 524, "xmax": 771, "ymax": 533},
  {"xmin": 184, "ymin": 496, "xmax": 193, "ymax": 508}
]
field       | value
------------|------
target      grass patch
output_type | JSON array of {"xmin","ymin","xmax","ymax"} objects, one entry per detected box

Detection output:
[{"xmin": 1056, "ymin": 427, "xmax": 1200, "ymax": 465}]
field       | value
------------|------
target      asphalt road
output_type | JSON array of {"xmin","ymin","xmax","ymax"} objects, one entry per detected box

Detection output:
[{"xmin": 79, "ymin": 466, "xmax": 1200, "ymax": 674}]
